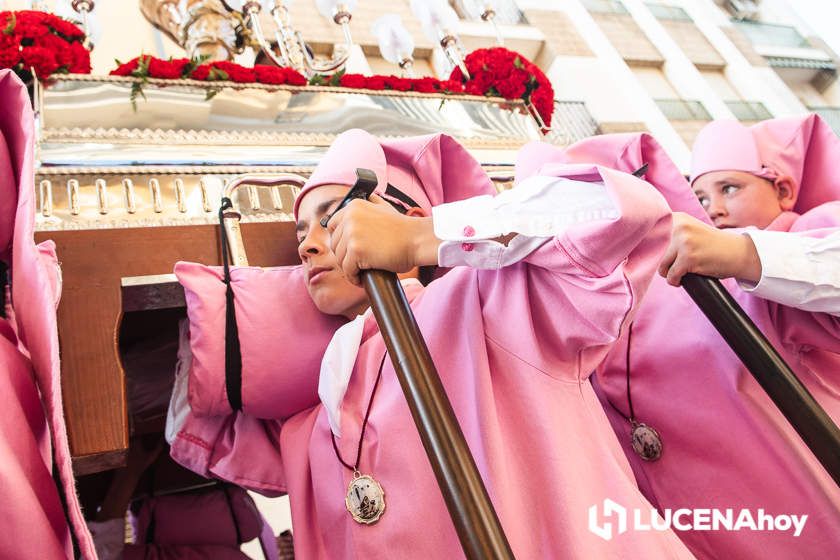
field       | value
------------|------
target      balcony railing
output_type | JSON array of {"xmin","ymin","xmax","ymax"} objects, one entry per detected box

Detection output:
[
  {"xmin": 810, "ymin": 107, "xmax": 840, "ymax": 136},
  {"xmin": 582, "ymin": 0, "xmax": 629, "ymax": 15},
  {"xmin": 725, "ymin": 100, "xmax": 772, "ymax": 121},
  {"xmin": 646, "ymin": 3, "xmax": 692, "ymax": 21},
  {"xmin": 733, "ymin": 20, "xmax": 810, "ymax": 49},
  {"xmin": 453, "ymin": 0, "xmax": 527, "ymax": 25},
  {"xmin": 655, "ymin": 99, "xmax": 712, "ymax": 121},
  {"xmin": 546, "ymin": 101, "xmax": 601, "ymax": 145}
]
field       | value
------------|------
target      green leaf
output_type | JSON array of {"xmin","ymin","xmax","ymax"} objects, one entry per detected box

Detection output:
[
  {"xmin": 309, "ymin": 74, "xmax": 326, "ymax": 86},
  {"xmin": 329, "ymin": 68, "xmax": 346, "ymax": 87},
  {"xmin": 131, "ymin": 55, "xmax": 151, "ymax": 79},
  {"xmin": 438, "ymin": 98, "xmax": 446, "ymax": 111},
  {"xmin": 129, "ymin": 82, "xmax": 145, "ymax": 112},
  {"xmin": 513, "ymin": 56, "xmax": 524, "ymax": 69},
  {"xmin": 205, "ymin": 88, "xmax": 220, "ymax": 101},
  {"xmin": 3, "ymin": 13, "xmax": 15, "ymax": 36},
  {"xmin": 114, "ymin": 58, "xmax": 123, "ymax": 66},
  {"xmin": 183, "ymin": 54, "xmax": 210, "ymax": 78},
  {"xmin": 207, "ymin": 67, "xmax": 229, "ymax": 82}
]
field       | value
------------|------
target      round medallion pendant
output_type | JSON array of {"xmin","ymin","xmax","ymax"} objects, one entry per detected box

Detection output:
[
  {"xmin": 631, "ymin": 422, "xmax": 663, "ymax": 461},
  {"xmin": 345, "ymin": 473, "xmax": 386, "ymax": 524}
]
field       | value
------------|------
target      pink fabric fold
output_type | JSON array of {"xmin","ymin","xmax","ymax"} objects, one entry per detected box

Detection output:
[
  {"xmin": 551, "ymin": 130, "xmax": 840, "ymax": 559},
  {"xmin": 0, "ymin": 69, "xmax": 96, "ymax": 558}
]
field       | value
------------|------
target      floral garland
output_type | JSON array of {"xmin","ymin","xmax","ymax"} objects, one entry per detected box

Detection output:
[
  {"xmin": 0, "ymin": 10, "xmax": 90, "ymax": 83},
  {"xmin": 111, "ymin": 55, "xmax": 464, "ymax": 96},
  {"xmin": 108, "ymin": 49, "xmax": 554, "ymax": 129},
  {"xmin": 449, "ymin": 47, "xmax": 554, "ymax": 128}
]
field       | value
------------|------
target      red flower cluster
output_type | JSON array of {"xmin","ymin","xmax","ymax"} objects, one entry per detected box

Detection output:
[
  {"xmin": 0, "ymin": 10, "xmax": 90, "ymax": 82},
  {"xmin": 110, "ymin": 55, "xmax": 308, "ymax": 86},
  {"xmin": 450, "ymin": 47, "xmax": 554, "ymax": 128},
  {"xmin": 329, "ymin": 71, "xmax": 463, "ymax": 94}
]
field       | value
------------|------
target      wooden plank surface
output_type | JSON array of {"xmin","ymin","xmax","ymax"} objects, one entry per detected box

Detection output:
[{"xmin": 36, "ymin": 222, "xmax": 300, "ymax": 474}]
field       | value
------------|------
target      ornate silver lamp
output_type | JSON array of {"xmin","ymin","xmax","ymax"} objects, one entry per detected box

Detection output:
[
  {"xmin": 410, "ymin": 0, "xmax": 469, "ymax": 78},
  {"xmin": 224, "ymin": 0, "xmax": 356, "ymax": 77},
  {"xmin": 371, "ymin": 14, "xmax": 415, "ymax": 77}
]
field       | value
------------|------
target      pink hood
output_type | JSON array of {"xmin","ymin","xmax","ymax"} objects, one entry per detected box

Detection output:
[{"xmin": 0, "ymin": 70, "xmax": 96, "ymax": 558}]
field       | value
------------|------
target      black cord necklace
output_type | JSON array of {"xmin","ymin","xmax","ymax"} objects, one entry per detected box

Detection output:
[
  {"xmin": 330, "ymin": 351, "xmax": 388, "ymax": 524},
  {"xmin": 606, "ymin": 324, "xmax": 663, "ymax": 461}
]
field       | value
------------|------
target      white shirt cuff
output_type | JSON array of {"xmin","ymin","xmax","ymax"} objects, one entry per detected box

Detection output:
[
  {"xmin": 432, "ymin": 175, "xmax": 617, "ymax": 269},
  {"xmin": 739, "ymin": 229, "xmax": 840, "ymax": 316}
]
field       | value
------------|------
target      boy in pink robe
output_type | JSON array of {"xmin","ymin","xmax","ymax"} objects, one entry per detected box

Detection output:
[
  {"xmin": 172, "ymin": 129, "xmax": 695, "ymax": 558},
  {"xmin": 536, "ymin": 117, "xmax": 840, "ymax": 559},
  {"xmin": 0, "ymin": 70, "xmax": 96, "ymax": 558}
]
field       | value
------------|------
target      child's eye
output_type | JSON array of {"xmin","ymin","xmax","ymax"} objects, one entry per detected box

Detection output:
[
  {"xmin": 697, "ymin": 196, "xmax": 710, "ymax": 208},
  {"xmin": 722, "ymin": 184, "xmax": 740, "ymax": 195}
]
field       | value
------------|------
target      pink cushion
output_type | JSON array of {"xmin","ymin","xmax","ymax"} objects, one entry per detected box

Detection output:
[{"xmin": 174, "ymin": 262, "xmax": 344, "ymax": 419}]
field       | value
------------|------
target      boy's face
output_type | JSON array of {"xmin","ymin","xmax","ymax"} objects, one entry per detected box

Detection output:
[
  {"xmin": 295, "ymin": 184, "xmax": 369, "ymax": 319},
  {"xmin": 692, "ymin": 170, "xmax": 790, "ymax": 229}
]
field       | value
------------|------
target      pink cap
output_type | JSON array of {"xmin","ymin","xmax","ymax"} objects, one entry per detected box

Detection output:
[
  {"xmin": 294, "ymin": 129, "xmax": 494, "ymax": 219},
  {"xmin": 691, "ymin": 114, "xmax": 840, "ymax": 213},
  {"xmin": 690, "ymin": 119, "xmax": 778, "ymax": 184}
]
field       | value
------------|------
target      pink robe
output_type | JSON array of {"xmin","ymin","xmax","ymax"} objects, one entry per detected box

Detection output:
[
  {"xmin": 0, "ymin": 70, "xmax": 96, "ymax": 557},
  {"xmin": 541, "ymin": 129, "xmax": 840, "ymax": 558},
  {"xmin": 173, "ymin": 164, "xmax": 695, "ymax": 558},
  {"xmin": 594, "ymin": 206, "xmax": 840, "ymax": 559}
]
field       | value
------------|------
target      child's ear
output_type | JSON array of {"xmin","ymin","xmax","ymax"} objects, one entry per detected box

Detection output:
[
  {"xmin": 774, "ymin": 176, "xmax": 797, "ymax": 211},
  {"xmin": 405, "ymin": 207, "xmax": 428, "ymax": 218}
]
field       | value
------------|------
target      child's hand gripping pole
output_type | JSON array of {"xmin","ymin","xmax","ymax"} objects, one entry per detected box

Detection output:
[
  {"xmin": 630, "ymin": 164, "xmax": 840, "ymax": 485},
  {"xmin": 324, "ymin": 169, "xmax": 515, "ymax": 560}
]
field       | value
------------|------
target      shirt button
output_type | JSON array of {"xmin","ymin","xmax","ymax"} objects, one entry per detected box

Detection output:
[
  {"xmin": 463, "ymin": 225, "xmax": 475, "ymax": 237},
  {"xmin": 461, "ymin": 242, "xmax": 474, "ymax": 252}
]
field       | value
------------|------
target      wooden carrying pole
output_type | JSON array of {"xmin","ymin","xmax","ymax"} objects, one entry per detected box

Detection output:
[
  {"xmin": 331, "ymin": 169, "xmax": 515, "ymax": 559},
  {"xmin": 681, "ymin": 274, "xmax": 840, "ymax": 486}
]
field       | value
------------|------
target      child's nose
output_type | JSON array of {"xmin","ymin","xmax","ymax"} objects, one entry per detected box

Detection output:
[{"xmin": 706, "ymin": 195, "xmax": 727, "ymax": 218}]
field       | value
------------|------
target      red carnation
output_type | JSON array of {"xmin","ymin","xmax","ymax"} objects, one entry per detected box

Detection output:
[
  {"xmin": 449, "ymin": 66, "xmax": 464, "ymax": 84},
  {"xmin": 254, "ymin": 64, "xmax": 286, "ymax": 84},
  {"xmin": 410, "ymin": 77, "xmax": 438, "ymax": 93},
  {"xmin": 38, "ymin": 32, "xmax": 71, "ymax": 68},
  {"xmin": 110, "ymin": 57, "xmax": 141, "ymax": 76},
  {"xmin": 339, "ymin": 72, "xmax": 366, "ymax": 89},
  {"xmin": 465, "ymin": 81, "xmax": 485, "ymax": 96},
  {"xmin": 148, "ymin": 57, "xmax": 189, "ymax": 79},
  {"xmin": 15, "ymin": 21, "xmax": 50, "ymax": 40},
  {"xmin": 20, "ymin": 45, "xmax": 58, "ymax": 78},
  {"xmin": 190, "ymin": 64, "xmax": 211, "ymax": 81},
  {"xmin": 384, "ymin": 75, "xmax": 411, "ymax": 91},
  {"xmin": 284, "ymin": 68, "xmax": 306, "ymax": 86},
  {"xmin": 210, "ymin": 60, "xmax": 255, "ymax": 83},
  {"xmin": 364, "ymin": 75, "xmax": 387, "ymax": 90},
  {"xmin": 15, "ymin": 10, "xmax": 49, "ymax": 26},
  {"xmin": 67, "ymin": 40, "xmax": 90, "ymax": 73},
  {"xmin": 0, "ymin": 34, "xmax": 21, "ymax": 69},
  {"xmin": 495, "ymin": 79, "xmax": 526, "ymax": 100},
  {"xmin": 49, "ymin": 17, "xmax": 85, "ymax": 40},
  {"xmin": 438, "ymin": 79, "xmax": 463, "ymax": 93}
]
